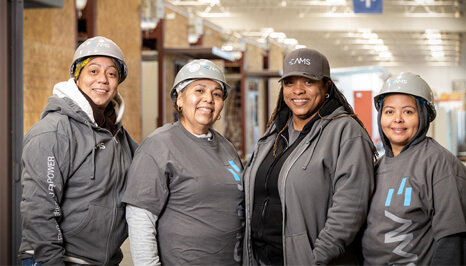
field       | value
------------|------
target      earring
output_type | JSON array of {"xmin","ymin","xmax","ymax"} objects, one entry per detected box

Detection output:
[
  {"xmin": 217, "ymin": 114, "xmax": 222, "ymax": 121},
  {"xmin": 325, "ymin": 93, "xmax": 330, "ymax": 99},
  {"xmin": 177, "ymin": 106, "xmax": 182, "ymax": 111}
]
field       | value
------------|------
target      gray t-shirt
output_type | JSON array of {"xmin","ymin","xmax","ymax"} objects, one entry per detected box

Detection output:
[
  {"xmin": 123, "ymin": 121, "xmax": 244, "ymax": 265},
  {"xmin": 362, "ymin": 137, "xmax": 466, "ymax": 265}
]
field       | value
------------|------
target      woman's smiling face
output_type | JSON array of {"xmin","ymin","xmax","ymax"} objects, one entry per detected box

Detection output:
[
  {"xmin": 76, "ymin": 57, "xmax": 119, "ymax": 111},
  {"xmin": 282, "ymin": 76, "xmax": 328, "ymax": 130},
  {"xmin": 381, "ymin": 94, "xmax": 419, "ymax": 156},
  {"xmin": 176, "ymin": 79, "xmax": 224, "ymax": 135}
]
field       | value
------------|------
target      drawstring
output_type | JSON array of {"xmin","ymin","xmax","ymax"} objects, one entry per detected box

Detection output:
[{"xmin": 90, "ymin": 122, "xmax": 96, "ymax": 180}]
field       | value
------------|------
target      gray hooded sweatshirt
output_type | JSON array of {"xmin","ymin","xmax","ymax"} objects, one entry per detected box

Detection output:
[
  {"xmin": 362, "ymin": 98, "xmax": 466, "ymax": 265},
  {"xmin": 18, "ymin": 78, "xmax": 138, "ymax": 265},
  {"xmin": 243, "ymin": 106, "xmax": 375, "ymax": 265}
]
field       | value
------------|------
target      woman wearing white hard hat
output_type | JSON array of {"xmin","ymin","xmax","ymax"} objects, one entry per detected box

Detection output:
[
  {"xmin": 242, "ymin": 48, "xmax": 377, "ymax": 265},
  {"xmin": 362, "ymin": 72, "xmax": 466, "ymax": 265},
  {"xmin": 18, "ymin": 36, "xmax": 138, "ymax": 265},
  {"xmin": 123, "ymin": 59, "xmax": 244, "ymax": 265}
]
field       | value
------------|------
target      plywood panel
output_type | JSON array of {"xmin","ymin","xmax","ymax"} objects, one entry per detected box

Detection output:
[
  {"xmin": 268, "ymin": 43, "xmax": 284, "ymax": 71},
  {"xmin": 203, "ymin": 25, "xmax": 223, "ymax": 47},
  {"xmin": 97, "ymin": 0, "xmax": 142, "ymax": 142},
  {"xmin": 267, "ymin": 43, "xmax": 284, "ymax": 118},
  {"xmin": 164, "ymin": 55, "xmax": 190, "ymax": 124},
  {"xmin": 164, "ymin": 6, "xmax": 189, "ymax": 48},
  {"xmin": 245, "ymin": 43, "xmax": 263, "ymax": 71},
  {"xmin": 23, "ymin": 0, "xmax": 76, "ymax": 133}
]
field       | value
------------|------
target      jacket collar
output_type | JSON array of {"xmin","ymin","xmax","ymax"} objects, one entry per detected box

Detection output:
[{"xmin": 261, "ymin": 98, "xmax": 343, "ymax": 141}]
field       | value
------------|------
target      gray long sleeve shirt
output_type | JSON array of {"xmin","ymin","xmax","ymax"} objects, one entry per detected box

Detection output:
[{"xmin": 122, "ymin": 121, "xmax": 244, "ymax": 265}]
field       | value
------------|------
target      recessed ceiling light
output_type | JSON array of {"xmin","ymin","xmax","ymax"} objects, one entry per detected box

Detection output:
[
  {"xmin": 429, "ymin": 46, "xmax": 443, "ymax": 51},
  {"xmin": 432, "ymin": 51, "xmax": 445, "ymax": 58}
]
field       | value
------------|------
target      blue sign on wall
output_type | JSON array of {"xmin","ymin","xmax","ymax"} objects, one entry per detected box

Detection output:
[{"xmin": 353, "ymin": 0, "xmax": 383, "ymax": 13}]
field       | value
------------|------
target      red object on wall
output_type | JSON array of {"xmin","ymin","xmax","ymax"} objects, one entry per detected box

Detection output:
[{"xmin": 353, "ymin": 91, "xmax": 373, "ymax": 139}]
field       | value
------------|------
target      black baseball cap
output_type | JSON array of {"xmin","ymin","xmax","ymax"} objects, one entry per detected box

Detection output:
[{"xmin": 279, "ymin": 48, "xmax": 331, "ymax": 82}]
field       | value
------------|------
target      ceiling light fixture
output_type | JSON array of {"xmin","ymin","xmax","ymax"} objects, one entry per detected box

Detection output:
[
  {"xmin": 379, "ymin": 51, "xmax": 393, "ymax": 58},
  {"xmin": 222, "ymin": 45, "xmax": 233, "ymax": 51},
  {"xmin": 374, "ymin": 45, "xmax": 388, "ymax": 51},
  {"xmin": 75, "ymin": 0, "xmax": 87, "ymax": 18},
  {"xmin": 198, "ymin": 0, "xmax": 218, "ymax": 4},
  {"xmin": 283, "ymin": 38, "xmax": 298, "ymax": 45},
  {"xmin": 269, "ymin": 32, "xmax": 287, "ymax": 39},
  {"xmin": 362, "ymin": 33, "xmax": 378, "ymax": 39},
  {"xmin": 326, "ymin": 0, "xmax": 347, "ymax": 4},
  {"xmin": 429, "ymin": 46, "xmax": 443, "ymax": 51},
  {"xmin": 368, "ymin": 38, "xmax": 384, "ymax": 45},
  {"xmin": 425, "ymin": 33, "xmax": 441, "ymax": 39},
  {"xmin": 428, "ymin": 39, "xmax": 443, "ymax": 45},
  {"xmin": 431, "ymin": 51, "xmax": 445, "ymax": 58}
]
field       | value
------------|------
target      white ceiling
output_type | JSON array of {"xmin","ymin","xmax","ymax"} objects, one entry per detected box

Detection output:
[{"xmin": 164, "ymin": 0, "xmax": 466, "ymax": 68}]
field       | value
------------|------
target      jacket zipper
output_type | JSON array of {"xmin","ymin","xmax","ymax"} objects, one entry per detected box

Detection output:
[
  {"xmin": 245, "ymin": 140, "xmax": 263, "ymax": 265},
  {"xmin": 104, "ymin": 130, "xmax": 121, "ymax": 264},
  {"xmin": 280, "ymin": 127, "xmax": 322, "ymax": 264}
]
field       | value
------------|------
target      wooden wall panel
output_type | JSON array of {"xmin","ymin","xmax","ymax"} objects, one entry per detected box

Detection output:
[
  {"xmin": 202, "ymin": 25, "xmax": 223, "ymax": 47},
  {"xmin": 164, "ymin": 6, "xmax": 189, "ymax": 48},
  {"xmin": 245, "ymin": 43, "xmax": 263, "ymax": 71},
  {"xmin": 97, "ymin": 0, "xmax": 142, "ymax": 142},
  {"xmin": 268, "ymin": 42, "xmax": 284, "ymax": 116},
  {"xmin": 23, "ymin": 0, "xmax": 143, "ymax": 143},
  {"xmin": 164, "ymin": 55, "xmax": 188, "ymax": 124},
  {"xmin": 210, "ymin": 59, "xmax": 225, "ymax": 133},
  {"xmin": 268, "ymin": 43, "xmax": 284, "ymax": 71},
  {"xmin": 23, "ymin": 0, "xmax": 76, "ymax": 133}
]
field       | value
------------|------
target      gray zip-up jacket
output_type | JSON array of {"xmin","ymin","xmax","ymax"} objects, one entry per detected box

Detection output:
[
  {"xmin": 243, "ymin": 106, "xmax": 374, "ymax": 265},
  {"xmin": 18, "ymin": 79, "xmax": 138, "ymax": 265}
]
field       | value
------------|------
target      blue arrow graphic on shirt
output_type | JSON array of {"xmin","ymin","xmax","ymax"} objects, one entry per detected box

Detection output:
[
  {"xmin": 228, "ymin": 160, "xmax": 241, "ymax": 181},
  {"xmin": 385, "ymin": 177, "xmax": 412, "ymax": 207}
]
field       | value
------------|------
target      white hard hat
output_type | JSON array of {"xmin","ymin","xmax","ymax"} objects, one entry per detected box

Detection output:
[
  {"xmin": 374, "ymin": 72, "xmax": 436, "ymax": 121},
  {"xmin": 170, "ymin": 59, "xmax": 231, "ymax": 103},
  {"xmin": 70, "ymin": 36, "xmax": 128, "ymax": 83}
]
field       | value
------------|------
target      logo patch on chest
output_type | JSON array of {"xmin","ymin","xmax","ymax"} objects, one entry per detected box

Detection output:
[{"xmin": 385, "ymin": 177, "xmax": 412, "ymax": 207}]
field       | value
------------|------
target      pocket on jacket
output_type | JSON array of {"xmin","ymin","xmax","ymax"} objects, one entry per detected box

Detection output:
[
  {"xmin": 285, "ymin": 232, "xmax": 316, "ymax": 265},
  {"xmin": 62, "ymin": 204, "xmax": 113, "ymax": 263},
  {"xmin": 63, "ymin": 204, "xmax": 98, "ymax": 238}
]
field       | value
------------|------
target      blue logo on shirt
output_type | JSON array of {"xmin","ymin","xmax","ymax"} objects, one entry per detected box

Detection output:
[
  {"xmin": 385, "ymin": 177, "xmax": 412, "ymax": 207},
  {"xmin": 227, "ymin": 160, "xmax": 241, "ymax": 181}
]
